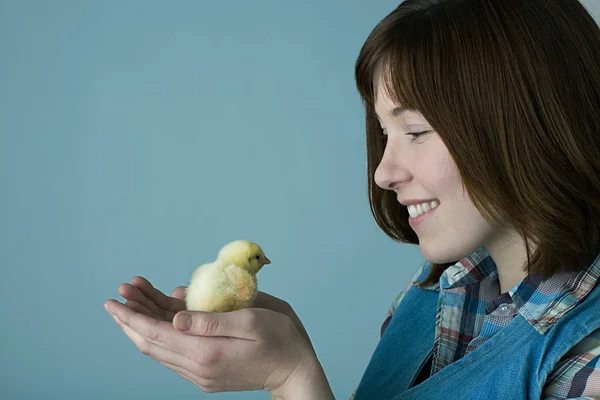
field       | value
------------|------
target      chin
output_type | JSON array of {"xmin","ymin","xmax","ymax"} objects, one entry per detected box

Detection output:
[{"xmin": 420, "ymin": 240, "xmax": 480, "ymax": 265}]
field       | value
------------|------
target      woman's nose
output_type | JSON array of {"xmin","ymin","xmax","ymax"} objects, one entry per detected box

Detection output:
[
  {"xmin": 375, "ymin": 162, "xmax": 393, "ymax": 190},
  {"xmin": 374, "ymin": 141, "xmax": 409, "ymax": 190}
]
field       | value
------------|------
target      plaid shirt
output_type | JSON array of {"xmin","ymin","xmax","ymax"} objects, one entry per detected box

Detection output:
[{"xmin": 351, "ymin": 248, "xmax": 600, "ymax": 399}]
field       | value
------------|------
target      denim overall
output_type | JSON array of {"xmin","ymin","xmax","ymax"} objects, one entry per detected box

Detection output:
[{"xmin": 352, "ymin": 264, "xmax": 600, "ymax": 399}]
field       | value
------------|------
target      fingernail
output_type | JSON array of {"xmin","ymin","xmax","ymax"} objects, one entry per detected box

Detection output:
[
  {"xmin": 175, "ymin": 314, "xmax": 191, "ymax": 331},
  {"xmin": 105, "ymin": 303, "xmax": 114, "ymax": 315}
]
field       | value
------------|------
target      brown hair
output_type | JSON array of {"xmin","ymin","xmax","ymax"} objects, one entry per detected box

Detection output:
[{"xmin": 355, "ymin": 0, "xmax": 600, "ymax": 287}]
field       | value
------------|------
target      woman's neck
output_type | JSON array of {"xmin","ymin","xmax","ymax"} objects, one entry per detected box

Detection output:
[{"xmin": 484, "ymin": 230, "xmax": 533, "ymax": 294}]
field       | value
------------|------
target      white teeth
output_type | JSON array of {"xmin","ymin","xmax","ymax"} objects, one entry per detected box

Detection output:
[{"xmin": 407, "ymin": 200, "xmax": 439, "ymax": 218}]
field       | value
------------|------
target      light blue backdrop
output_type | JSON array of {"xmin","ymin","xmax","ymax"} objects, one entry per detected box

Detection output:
[{"xmin": 2, "ymin": 1, "xmax": 600, "ymax": 399}]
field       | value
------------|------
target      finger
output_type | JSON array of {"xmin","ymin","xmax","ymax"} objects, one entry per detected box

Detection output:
[
  {"xmin": 125, "ymin": 300, "xmax": 163, "ymax": 321},
  {"xmin": 105, "ymin": 299, "xmax": 178, "ymax": 351},
  {"xmin": 107, "ymin": 300, "xmax": 193, "ymax": 369},
  {"xmin": 252, "ymin": 291, "xmax": 289, "ymax": 312},
  {"xmin": 132, "ymin": 276, "xmax": 187, "ymax": 313},
  {"xmin": 109, "ymin": 312, "xmax": 143, "ymax": 342},
  {"xmin": 118, "ymin": 283, "xmax": 169, "ymax": 320},
  {"xmin": 161, "ymin": 360, "xmax": 249, "ymax": 393},
  {"xmin": 110, "ymin": 311, "xmax": 125, "ymax": 328},
  {"xmin": 111, "ymin": 312, "xmax": 182, "ymax": 364},
  {"xmin": 110, "ymin": 310, "xmax": 195, "ymax": 380},
  {"xmin": 159, "ymin": 361, "xmax": 205, "ymax": 387},
  {"xmin": 173, "ymin": 309, "xmax": 261, "ymax": 341},
  {"xmin": 116, "ymin": 316, "xmax": 194, "ymax": 369},
  {"xmin": 159, "ymin": 361, "xmax": 227, "ymax": 394},
  {"xmin": 133, "ymin": 277, "xmax": 186, "ymax": 313},
  {"xmin": 171, "ymin": 286, "xmax": 187, "ymax": 302}
]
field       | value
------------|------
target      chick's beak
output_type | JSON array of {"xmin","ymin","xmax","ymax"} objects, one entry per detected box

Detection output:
[{"xmin": 264, "ymin": 256, "xmax": 271, "ymax": 264}]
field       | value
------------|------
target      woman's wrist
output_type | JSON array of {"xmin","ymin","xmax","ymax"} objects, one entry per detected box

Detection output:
[{"xmin": 270, "ymin": 349, "xmax": 335, "ymax": 400}]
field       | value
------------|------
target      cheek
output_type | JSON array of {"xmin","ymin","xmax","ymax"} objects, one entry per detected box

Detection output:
[
  {"xmin": 419, "ymin": 200, "xmax": 490, "ymax": 264},
  {"xmin": 415, "ymin": 150, "xmax": 459, "ymax": 194},
  {"xmin": 416, "ymin": 150, "xmax": 491, "ymax": 260}
]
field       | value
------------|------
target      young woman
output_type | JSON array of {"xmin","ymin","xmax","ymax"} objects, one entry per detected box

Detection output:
[{"xmin": 105, "ymin": 0, "xmax": 600, "ymax": 398}]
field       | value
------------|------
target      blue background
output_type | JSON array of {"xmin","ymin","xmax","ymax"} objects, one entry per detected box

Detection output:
[{"xmin": 2, "ymin": 1, "xmax": 599, "ymax": 399}]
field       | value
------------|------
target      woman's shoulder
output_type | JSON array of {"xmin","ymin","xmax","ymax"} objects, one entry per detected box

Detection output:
[
  {"xmin": 380, "ymin": 261, "xmax": 433, "ymax": 336},
  {"xmin": 391, "ymin": 261, "xmax": 432, "ymax": 304}
]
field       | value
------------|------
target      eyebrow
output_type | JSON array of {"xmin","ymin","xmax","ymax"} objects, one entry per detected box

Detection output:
[{"xmin": 376, "ymin": 106, "xmax": 408, "ymax": 121}]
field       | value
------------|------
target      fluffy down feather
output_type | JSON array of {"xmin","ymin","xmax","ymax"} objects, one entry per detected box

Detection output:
[{"xmin": 185, "ymin": 240, "xmax": 271, "ymax": 312}]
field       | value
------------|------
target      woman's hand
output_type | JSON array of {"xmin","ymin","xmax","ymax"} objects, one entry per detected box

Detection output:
[
  {"xmin": 251, "ymin": 291, "xmax": 314, "ymax": 349},
  {"xmin": 104, "ymin": 298, "xmax": 334, "ymax": 398},
  {"xmin": 115, "ymin": 276, "xmax": 186, "ymax": 322},
  {"xmin": 117, "ymin": 276, "xmax": 313, "ymax": 348}
]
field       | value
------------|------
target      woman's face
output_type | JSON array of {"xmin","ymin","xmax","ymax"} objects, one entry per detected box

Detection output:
[{"xmin": 373, "ymin": 79, "xmax": 499, "ymax": 264}]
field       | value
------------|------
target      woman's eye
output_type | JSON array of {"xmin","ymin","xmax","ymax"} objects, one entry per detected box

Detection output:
[{"xmin": 407, "ymin": 131, "xmax": 428, "ymax": 139}]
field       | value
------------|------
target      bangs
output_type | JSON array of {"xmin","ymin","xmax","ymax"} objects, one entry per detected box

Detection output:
[{"xmin": 355, "ymin": 12, "xmax": 447, "ymax": 116}]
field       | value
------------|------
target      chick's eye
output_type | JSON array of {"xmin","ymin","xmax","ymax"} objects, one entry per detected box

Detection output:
[{"xmin": 255, "ymin": 255, "xmax": 260, "ymax": 259}]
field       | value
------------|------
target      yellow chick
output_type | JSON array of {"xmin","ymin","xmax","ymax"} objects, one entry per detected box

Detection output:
[{"xmin": 185, "ymin": 240, "xmax": 272, "ymax": 312}]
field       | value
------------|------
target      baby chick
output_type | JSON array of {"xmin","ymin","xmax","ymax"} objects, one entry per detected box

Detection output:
[{"xmin": 185, "ymin": 240, "xmax": 272, "ymax": 312}]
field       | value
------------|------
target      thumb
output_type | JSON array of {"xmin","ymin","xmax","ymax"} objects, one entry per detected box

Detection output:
[{"xmin": 172, "ymin": 309, "xmax": 259, "ymax": 340}]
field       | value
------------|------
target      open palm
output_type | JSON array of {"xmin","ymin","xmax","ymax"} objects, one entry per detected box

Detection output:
[{"xmin": 117, "ymin": 276, "xmax": 313, "ymax": 348}]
